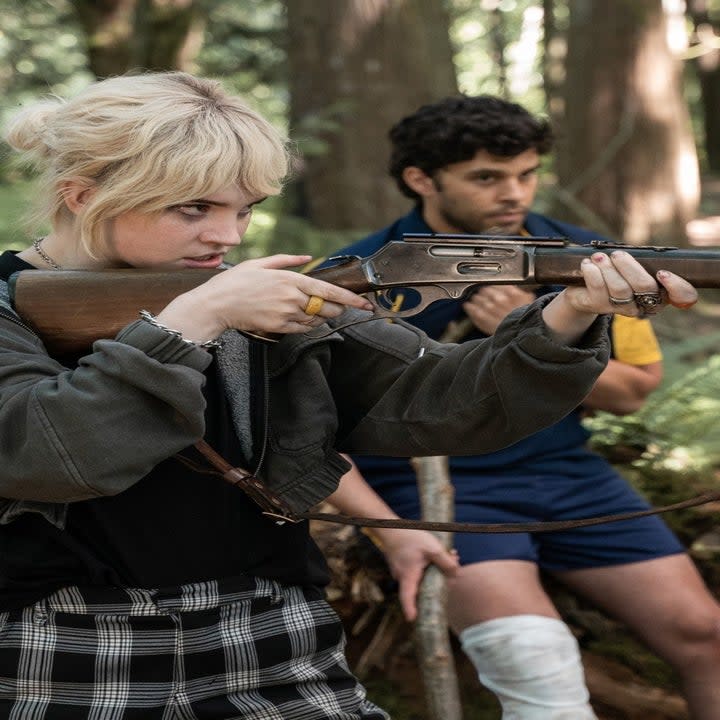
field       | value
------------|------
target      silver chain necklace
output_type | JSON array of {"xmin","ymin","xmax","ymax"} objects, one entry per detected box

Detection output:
[{"xmin": 32, "ymin": 237, "xmax": 62, "ymax": 270}]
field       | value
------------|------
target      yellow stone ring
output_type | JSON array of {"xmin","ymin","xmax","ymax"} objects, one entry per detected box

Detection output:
[{"xmin": 304, "ymin": 295, "xmax": 325, "ymax": 316}]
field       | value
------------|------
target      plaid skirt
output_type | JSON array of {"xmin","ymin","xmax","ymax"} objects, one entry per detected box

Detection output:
[{"xmin": 0, "ymin": 576, "xmax": 389, "ymax": 719}]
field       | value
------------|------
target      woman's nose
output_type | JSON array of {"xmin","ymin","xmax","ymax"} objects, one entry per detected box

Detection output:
[{"xmin": 200, "ymin": 222, "xmax": 243, "ymax": 248}]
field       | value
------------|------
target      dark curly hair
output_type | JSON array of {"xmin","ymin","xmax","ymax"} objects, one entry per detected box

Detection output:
[{"xmin": 389, "ymin": 95, "xmax": 553, "ymax": 201}]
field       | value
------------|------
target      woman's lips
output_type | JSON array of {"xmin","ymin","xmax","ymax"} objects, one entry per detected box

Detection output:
[{"xmin": 182, "ymin": 254, "xmax": 224, "ymax": 268}]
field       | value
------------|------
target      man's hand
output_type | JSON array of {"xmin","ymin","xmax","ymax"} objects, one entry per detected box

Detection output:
[
  {"xmin": 326, "ymin": 457, "xmax": 459, "ymax": 622},
  {"xmin": 375, "ymin": 528, "xmax": 459, "ymax": 622},
  {"xmin": 462, "ymin": 285, "xmax": 537, "ymax": 335}
]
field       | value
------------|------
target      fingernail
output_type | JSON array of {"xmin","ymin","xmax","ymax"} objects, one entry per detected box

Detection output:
[
  {"xmin": 657, "ymin": 270, "xmax": 670, "ymax": 280},
  {"xmin": 581, "ymin": 258, "xmax": 592, "ymax": 266},
  {"xmin": 592, "ymin": 253, "xmax": 606, "ymax": 262}
]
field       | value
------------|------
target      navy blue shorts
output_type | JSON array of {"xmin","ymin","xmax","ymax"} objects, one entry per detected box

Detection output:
[{"xmin": 381, "ymin": 465, "xmax": 684, "ymax": 571}]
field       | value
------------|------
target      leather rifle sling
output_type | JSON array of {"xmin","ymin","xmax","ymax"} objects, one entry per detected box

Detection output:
[{"xmin": 193, "ymin": 440, "xmax": 720, "ymax": 533}]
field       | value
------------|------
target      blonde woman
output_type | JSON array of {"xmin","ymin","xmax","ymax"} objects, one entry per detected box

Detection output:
[{"xmin": 0, "ymin": 72, "xmax": 697, "ymax": 718}]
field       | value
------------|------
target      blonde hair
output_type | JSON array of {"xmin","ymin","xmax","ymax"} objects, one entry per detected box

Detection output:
[{"xmin": 4, "ymin": 72, "xmax": 290, "ymax": 254}]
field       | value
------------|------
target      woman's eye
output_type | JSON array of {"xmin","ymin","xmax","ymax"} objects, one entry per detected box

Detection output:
[{"xmin": 177, "ymin": 203, "xmax": 210, "ymax": 216}]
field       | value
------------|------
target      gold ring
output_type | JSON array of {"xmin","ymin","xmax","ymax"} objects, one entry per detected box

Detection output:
[{"xmin": 304, "ymin": 295, "xmax": 325, "ymax": 316}]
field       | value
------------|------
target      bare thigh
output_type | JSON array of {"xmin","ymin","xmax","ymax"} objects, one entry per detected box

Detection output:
[{"xmin": 446, "ymin": 559, "xmax": 561, "ymax": 634}]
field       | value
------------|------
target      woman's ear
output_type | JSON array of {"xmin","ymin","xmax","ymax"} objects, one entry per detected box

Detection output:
[
  {"xmin": 401, "ymin": 166, "xmax": 436, "ymax": 198},
  {"xmin": 60, "ymin": 179, "xmax": 96, "ymax": 215}
]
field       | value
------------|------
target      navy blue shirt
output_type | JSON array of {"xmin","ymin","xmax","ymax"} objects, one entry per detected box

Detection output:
[{"xmin": 325, "ymin": 208, "xmax": 613, "ymax": 503}]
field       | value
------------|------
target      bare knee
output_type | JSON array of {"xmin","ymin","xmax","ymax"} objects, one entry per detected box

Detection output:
[{"xmin": 663, "ymin": 609, "xmax": 720, "ymax": 671}]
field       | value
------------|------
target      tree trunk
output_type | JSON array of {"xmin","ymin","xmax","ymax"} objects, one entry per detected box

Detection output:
[
  {"xmin": 70, "ymin": 0, "xmax": 203, "ymax": 77},
  {"xmin": 411, "ymin": 455, "xmax": 462, "ymax": 720},
  {"xmin": 488, "ymin": 7, "xmax": 509, "ymax": 100},
  {"xmin": 554, "ymin": 0, "xmax": 699, "ymax": 245},
  {"xmin": 542, "ymin": 0, "xmax": 567, "ymax": 126},
  {"xmin": 687, "ymin": 0, "xmax": 720, "ymax": 173},
  {"xmin": 286, "ymin": 0, "xmax": 458, "ymax": 231},
  {"xmin": 70, "ymin": 0, "xmax": 136, "ymax": 77},
  {"xmin": 132, "ymin": 0, "xmax": 205, "ymax": 72}
]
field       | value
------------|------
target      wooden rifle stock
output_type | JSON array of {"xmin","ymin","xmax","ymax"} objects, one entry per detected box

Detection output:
[
  {"xmin": 7, "ymin": 242, "xmax": 720, "ymax": 355},
  {"xmin": 8, "ymin": 269, "xmax": 221, "ymax": 355}
]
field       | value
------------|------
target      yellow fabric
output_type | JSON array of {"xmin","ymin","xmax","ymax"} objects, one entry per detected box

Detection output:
[{"xmin": 611, "ymin": 315, "xmax": 662, "ymax": 365}]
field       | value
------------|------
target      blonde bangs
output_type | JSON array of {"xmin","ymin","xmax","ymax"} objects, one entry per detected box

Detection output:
[{"xmin": 44, "ymin": 73, "xmax": 292, "ymax": 254}]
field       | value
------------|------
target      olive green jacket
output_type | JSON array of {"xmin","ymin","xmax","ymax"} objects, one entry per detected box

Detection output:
[{"xmin": 0, "ymin": 279, "xmax": 610, "ymax": 528}]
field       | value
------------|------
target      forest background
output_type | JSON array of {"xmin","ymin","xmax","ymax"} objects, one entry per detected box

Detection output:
[{"xmin": 3, "ymin": 1, "xmax": 720, "ymax": 718}]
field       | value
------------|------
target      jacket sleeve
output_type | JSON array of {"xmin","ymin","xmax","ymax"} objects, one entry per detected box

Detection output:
[
  {"xmin": 0, "ymin": 315, "xmax": 212, "ymax": 502},
  {"xmin": 330, "ymin": 295, "xmax": 611, "ymax": 456}
]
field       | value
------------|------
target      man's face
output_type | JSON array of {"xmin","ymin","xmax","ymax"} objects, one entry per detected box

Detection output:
[{"xmin": 420, "ymin": 148, "xmax": 540, "ymax": 235}]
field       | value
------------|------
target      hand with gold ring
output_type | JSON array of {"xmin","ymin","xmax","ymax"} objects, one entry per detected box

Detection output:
[
  {"xmin": 154, "ymin": 254, "xmax": 375, "ymax": 340},
  {"xmin": 304, "ymin": 295, "xmax": 325, "ymax": 316}
]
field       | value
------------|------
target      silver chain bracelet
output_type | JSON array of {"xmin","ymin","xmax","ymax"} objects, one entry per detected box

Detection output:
[{"xmin": 139, "ymin": 310, "xmax": 222, "ymax": 350}]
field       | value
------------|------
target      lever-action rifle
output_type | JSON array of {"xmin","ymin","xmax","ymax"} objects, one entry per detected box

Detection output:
[{"xmin": 8, "ymin": 233, "xmax": 720, "ymax": 355}]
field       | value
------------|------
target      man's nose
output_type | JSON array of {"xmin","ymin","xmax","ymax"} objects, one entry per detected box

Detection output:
[{"xmin": 497, "ymin": 177, "xmax": 525, "ymax": 201}]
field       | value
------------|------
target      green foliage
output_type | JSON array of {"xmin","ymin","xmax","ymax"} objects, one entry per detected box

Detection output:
[
  {"xmin": 586, "ymin": 633, "xmax": 678, "ymax": 689},
  {"xmin": 0, "ymin": 0, "xmax": 91, "ymax": 107},
  {"xmin": 0, "ymin": 180, "xmax": 37, "ymax": 249},
  {"xmin": 586, "ymin": 352, "xmax": 720, "ymax": 479},
  {"xmin": 452, "ymin": 0, "xmax": 549, "ymax": 113},
  {"xmin": 268, "ymin": 213, "xmax": 367, "ymax": 261},
  {"xmin": 0, "ymin": 0, "xmax": 92, "ymax": 181},
  {"xmin": 197, "ymin": 1, "xmax": 287, "ymax": 126}
]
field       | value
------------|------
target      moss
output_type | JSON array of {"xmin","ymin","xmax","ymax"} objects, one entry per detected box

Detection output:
[
  {"xmin": 362, "ymin": 674, "xmax": 501, "ymax": 720},
  {"xmin": 585, "ymin": 634, "xmax": 679, "ymax": 689}
]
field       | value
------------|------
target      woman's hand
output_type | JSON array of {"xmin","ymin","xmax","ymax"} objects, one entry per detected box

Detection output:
[
  {"xmin": 542, "ymin": 250, "xmax": 698, "ymax": 345},
  {"xmin": 154, "ymin": 255, "xmax": 374, "ymax": 344}
]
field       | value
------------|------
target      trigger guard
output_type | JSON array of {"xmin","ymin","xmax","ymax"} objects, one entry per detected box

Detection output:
[{"xmin": 366, "ymin": 288, "xmax": 449, "ymax": 318}]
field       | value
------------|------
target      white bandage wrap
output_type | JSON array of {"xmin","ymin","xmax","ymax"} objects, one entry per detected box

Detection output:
[{"xmin": 460, "ymin": 614, "xmax": 598, "ymax": 719}]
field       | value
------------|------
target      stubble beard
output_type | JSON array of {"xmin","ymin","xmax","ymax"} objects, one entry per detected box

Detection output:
[{"xmin": 438, "ymin": 207, "xmax": 526, "ymax": 236}]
